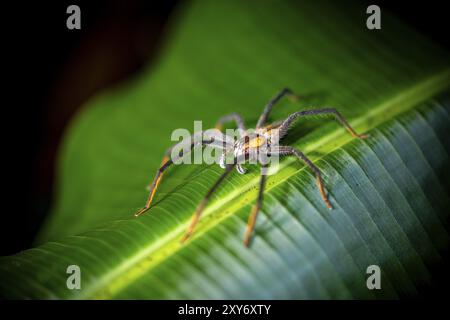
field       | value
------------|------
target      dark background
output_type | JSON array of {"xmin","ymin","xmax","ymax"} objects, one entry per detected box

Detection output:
[
  {"xmin": 1, "ymin": 0, "xmax": 449, "ymax": 298},
  {"xmin": 2, "ymin": 0, "xmax": 180, "ymax": 255}
]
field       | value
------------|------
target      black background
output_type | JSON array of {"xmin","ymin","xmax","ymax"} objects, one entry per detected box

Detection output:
[
  {"xmin": 1, "ymin": 0, "xmax": 449, "ymax": 299},
  {"xmin": 2, "ymin": 0, "xmax": 179, "ymax": 255}
]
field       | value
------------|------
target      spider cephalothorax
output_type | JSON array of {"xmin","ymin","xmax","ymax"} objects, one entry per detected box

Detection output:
[
  {"xmin": 135, "ymin": 88, "xmax": 368, "ymax": 246},
  {"xmin": 219, "ymin": 131, "xmax": 273, "ymax": 174}
]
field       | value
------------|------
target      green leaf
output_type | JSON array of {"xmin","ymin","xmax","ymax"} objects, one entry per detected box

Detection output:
[{"xmin": 1, "ymin": 0, "xmax": 449, "ymax": 299}]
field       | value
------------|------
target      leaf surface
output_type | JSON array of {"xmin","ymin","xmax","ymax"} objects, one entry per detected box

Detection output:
[{"xmin": 1, "ymin": 0, "xmax": 449, "ymax": 299}]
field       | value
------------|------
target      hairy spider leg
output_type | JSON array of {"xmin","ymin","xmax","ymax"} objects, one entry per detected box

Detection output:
[
  {"xmin": 278, "ymin": 108, "xmax": 369, "ymax": 140},
  {"xmin": 163, "ymin": 131, "xmax": 210, "ymax": 159},
  {"xmin": 181, "ymin": 164, "xmax": 235, "ymax": 243},
  {"xmin": 134, "ymin": 139, "xmax": 214, "ymax": 217},
  {"xmin": 273, "ymin": 146, "xmax": 333, "ymax": 209},
  {"xmin": 215, "ymin": 113, "xmax": 247, "ymax": 166},
  {"xmin": 256, "ymin": 87, "xmax": 300, "ymax": 129},
  {"xmin": 243, "ymin": 168, "xmax": 267, "ymax": 247},
  {"xmin": 215, "ymin": 112, "xmax": 247, "ymax": 135},
  {"xmin": 134, "ymin": 157, "xmax": 173, "ymax": 217},
  {"xmin": 263, "ymin": 120, "xmax": 283, "ymax": 130}
]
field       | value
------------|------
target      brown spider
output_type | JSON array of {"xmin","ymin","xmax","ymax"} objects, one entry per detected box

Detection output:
[{"xmin": 134, "ymin": 88, "xmax": 368, "ymax": 246}]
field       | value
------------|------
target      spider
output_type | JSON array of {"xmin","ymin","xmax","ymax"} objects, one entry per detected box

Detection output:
[{"xmin": 134, "ymin": 88, "xmax": 368, "ymax": 246}]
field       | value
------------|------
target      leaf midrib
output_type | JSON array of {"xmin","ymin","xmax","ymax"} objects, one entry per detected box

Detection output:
[{"xmin": 76, "ymin": 69, "xmax": 450, "ymax": 299}]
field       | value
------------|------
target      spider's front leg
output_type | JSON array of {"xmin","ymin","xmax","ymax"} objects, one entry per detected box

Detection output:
[
  {"xmin": 215, "ymin": 112, "xmax": 247, "ymax": 172},
  {"xmin": 215, "ymin": 113, "xmax": 247, "ymax": 136},
  {"xmin": 256, "ymin": 87, "xmax": 300, "ymax": 129},
  {"xmin": 134, "ymin": 156, "xmax": 173, "ymax": 217},
  {"xmin": 134, "ymin": 137, "xmax": 215, "ymax": 217}
]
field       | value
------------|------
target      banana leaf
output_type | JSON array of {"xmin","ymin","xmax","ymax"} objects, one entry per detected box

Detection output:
[{"xmin": 0, "ymin": 0, "xmax": 449, "ymax": 299}]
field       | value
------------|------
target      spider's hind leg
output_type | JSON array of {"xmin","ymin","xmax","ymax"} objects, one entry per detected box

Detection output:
[{"xmin": 278, "ymin": 108, "xmax": 369, "ymax": 140}]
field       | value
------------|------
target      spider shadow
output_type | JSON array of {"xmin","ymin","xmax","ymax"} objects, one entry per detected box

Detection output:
[
  {"xmin": 150, "ymin": 163, "xmax": 216, "ymax": 208},
  {"xmin": 246, "ymin": 180, "xmax": 300, "ymax": 247}
]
